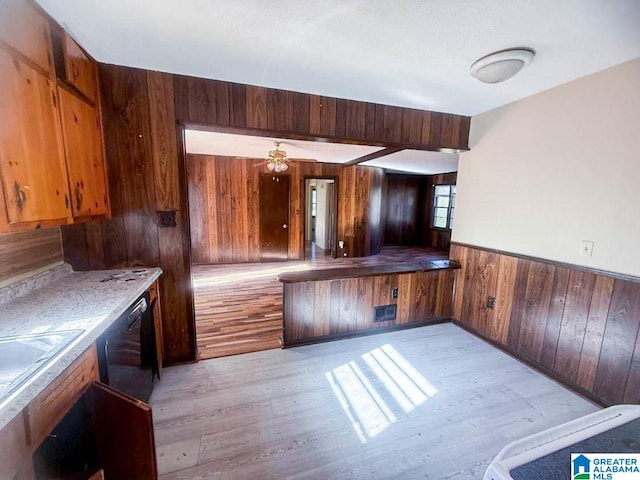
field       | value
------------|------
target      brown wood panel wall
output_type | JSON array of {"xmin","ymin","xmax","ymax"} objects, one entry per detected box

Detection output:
[
  {"xmin": 0, "ymin": 228, "xmax": 63, "ymax": 283},
  {"xmin": 381, "ymin": 171, "xmax": 456, "ymax": 250},
  {"xmin": 61, "ymin": 67, "xmax": 195, "ymax": 364},
  {"xmin": 283, "ymin": 269, "xmax": 454, "ymax": 345},
  {"xmin": 450, "ymin": 243, "xmax": 640, "ymax": 405},
  {"xmin": 383, "ymin": 174, "xmax": 422, "ymax": 245},
  {"xmin": 187, "ymin": 154, "xmax": 384, "ymax": 263},
  {"xmin": 173, "ymin": 75, "xmax": 471, "ymax": 151},
  {"xmin": 62, "ymin": 63, "xmax": 469, "ymax": 364}
]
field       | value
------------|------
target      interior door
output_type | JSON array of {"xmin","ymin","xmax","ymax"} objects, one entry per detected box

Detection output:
[
  {"xmin": 91, "ymin": 382, "xmax": 157, "ymax": 480},
  {"xmin": 260, "ymin": 174, "xmax": 290, "ymax": 261}
]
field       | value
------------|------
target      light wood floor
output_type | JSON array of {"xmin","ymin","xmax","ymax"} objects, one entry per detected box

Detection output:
[
  {"xmin": 193, "ymin": 246, "xmax": 448, "ymax": 359},
  {"xmin": 151, "ymin": 323, "xmax": 598, "ymax": 479}
]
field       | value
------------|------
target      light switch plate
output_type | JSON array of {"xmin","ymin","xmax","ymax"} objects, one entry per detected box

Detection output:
[{"xmin": 580, "ymin": 240, "xmax": 594, "ymax": 257}]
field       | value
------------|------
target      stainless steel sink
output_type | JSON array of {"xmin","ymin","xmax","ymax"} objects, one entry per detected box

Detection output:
[{"xmin": 0, "ymin": 330, "xmax": 83, "ymax": 402}]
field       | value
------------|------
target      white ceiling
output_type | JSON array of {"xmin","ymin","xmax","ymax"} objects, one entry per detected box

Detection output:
[
  {"xmin": 34, "ymin": 0, "xmax": 640, "ymax": 116},
  {"xmin": 361, "ymin": 150, "xmax": 457, "ymax": 175},
  {"xmin": 185, "ymin": 130, "xmax": 457, "ymax": 174},
  {"xmin": 185, "ymin": 130, "xmax": 383, "ymax": 163}
]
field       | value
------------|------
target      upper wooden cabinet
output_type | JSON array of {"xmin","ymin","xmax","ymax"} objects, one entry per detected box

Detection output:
[
  {"xmin": 0, "ymin": 48, "xmax": 71, "ymax": 227},
  {"xmin": 0, "ymin": 0, "xmax": 52, "ymax": 74},
  {"xmin": 58, "ymin": 87, "xmax": 109, "ymax": 217},
  {"xmin": 0, "ymin": 0, "xmax": 110, "ymax": 233},
  {"xmin": 64, "ymin": 34, "xmax": 97, "ymax": 102}
]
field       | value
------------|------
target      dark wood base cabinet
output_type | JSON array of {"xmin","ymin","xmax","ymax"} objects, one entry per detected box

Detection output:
[
  {"xmin": 0, "ymin": 344, "xmax": 158, "ymax": 480},
  {"xmin": 33, "ymin": 382, "xmax": 156, "ymax": 480}
]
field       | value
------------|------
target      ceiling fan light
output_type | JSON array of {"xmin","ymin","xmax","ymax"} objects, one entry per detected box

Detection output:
[
  {"xmin": 281, "ymin": 163, "xmax": 288, "ymax": 171},
  {"xmin": 267, "ymin": 161, "xmax": 275, "ymax": 171},
  {"xmin": 470, "ymin": 48, "xmax": 535, "ymax": 84}
]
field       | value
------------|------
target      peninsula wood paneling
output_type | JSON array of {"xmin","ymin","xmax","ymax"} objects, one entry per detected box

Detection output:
[
  {"xmin": 187, "ymin": 155, "xmax": 383, "ymax": 263},
  {"xmin": 0, "ymin": 228, "xmax": 63, "ymax": 283},
  {"xmin": 61, "ymin": 67, "xmax": 195, "ymax": 364},
  {"xmin": 283, "ymin": 268, "xmax": 455, "ymax": 345},
  {"xmin": 450, "ymin": 242, "xmax": 640, "ymax": 405}
]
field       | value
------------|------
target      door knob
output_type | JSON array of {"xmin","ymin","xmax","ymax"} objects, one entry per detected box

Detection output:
[{"xmin": 283, "ymin": 224, "xmax": 288, "ymax": 229}]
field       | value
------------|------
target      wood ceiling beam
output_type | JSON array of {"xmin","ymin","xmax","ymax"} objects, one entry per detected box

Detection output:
[{"xmin": 342, "ymin": 147, "xmax": 404, "ymax": 166}]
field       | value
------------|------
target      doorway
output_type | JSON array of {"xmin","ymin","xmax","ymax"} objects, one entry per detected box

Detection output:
[
  {"xmin": 304, "ymin": 177, "xmax": 337, "ymax": 259},
  {"xmin": 260, "ymin": 174, "xmax": 290, "ymax": 261}
]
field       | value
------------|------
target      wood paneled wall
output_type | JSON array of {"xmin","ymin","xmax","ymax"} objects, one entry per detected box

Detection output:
[
  {"xmin": 62, "ymin": 62, "xmax": 470, "ymax": 364},
  {"xmin": 188, "ymin": 154, "xmax": 385, "ymax": 263},
  {"xmin": 173, "ymin": 77, "xmax": 470, "ymax": 151},
  {"xmin": 283, "ymin": 269, "xmax": 455, "ymax": 345},
  {"xmin": 62, "ymin": 67, "xmax": 195, "ymax": 364},
  {"xmin": 383, "ymin": 174, "xmax": 422, "ymax": 245},
  {"xmin": 0, "ymin": 229, "xmax": 63, "ymax": 284},
  {"xmin": 450, "ymin": 243, "xmax": 640, "ymax": 405},
  {"xmin": 381, "ymin": 172, "xmax": 457, "ymax": 250}
]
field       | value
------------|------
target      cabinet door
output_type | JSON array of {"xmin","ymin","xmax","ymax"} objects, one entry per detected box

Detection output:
[
  {"xmin": 0, "ymin": 0, "xmax": 52, "ymax": 74},
  {"xmin": 0, "ymin": 412, "xmax": 36, "ymax": 480},
  {"xmin": 92, "ymin": 383, "xmax": 158, "ymax": 480},
  {"xmin": 64, "ymin": 34, "xmax": 97, "ymax": 102},
  {"xmin": 0, "ymin": 48, "xmax": 70, "ymax": 225},
  {"xmin": 58, "ymin": 87, "xmax": 108, "ymax": 217}
]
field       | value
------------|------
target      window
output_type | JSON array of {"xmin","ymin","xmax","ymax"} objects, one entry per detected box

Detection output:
[
  {"xmin": 311, "ymin": 188, "xmax": 317, "ymax": 218},
  {"xmin": 432, "ymin": 185, "xmax": 456, "ymax": 229}
]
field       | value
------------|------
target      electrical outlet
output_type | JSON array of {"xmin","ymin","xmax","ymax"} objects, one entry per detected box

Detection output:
[
  {"xmin": 392, "ymin": 288, "xmax": 398, "ymax": 299},
  {"xmin": 338, "ymin": 240, "xmax": 344, "ymax": 249},
  {"xmin": 487, "ymin": 296, "xmax": 496, "ymax": 310},
  {"xmin": 580, "ymin": 240, "xmax": 594, "ymax": 257}
]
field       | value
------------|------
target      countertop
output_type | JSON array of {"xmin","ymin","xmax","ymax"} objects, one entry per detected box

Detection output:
[
  {"xmin": 0, "ymin": 264, "xmax": 162, "ymax": 431},
  {"xmin": 278, "ymin": 259, "xmax": 460, "ymax": 283}
]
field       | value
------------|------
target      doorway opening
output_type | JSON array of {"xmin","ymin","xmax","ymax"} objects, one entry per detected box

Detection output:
[{"xmin": 304, "ymin": 177, "xmax": 338, "ymax": 260}]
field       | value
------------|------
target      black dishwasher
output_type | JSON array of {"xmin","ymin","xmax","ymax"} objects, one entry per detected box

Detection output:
[{"xmin": 96, "ymin": 292, "xmax": 157, "ymax": 403}]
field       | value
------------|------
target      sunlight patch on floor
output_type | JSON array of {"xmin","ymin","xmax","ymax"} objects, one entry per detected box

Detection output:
[
  {"xmin": 326, "ymin": 343, "xmax": 438, "ymax": 443},
  {"xmin": 193, "ymin": 263, "xmax": 311, "ymax": 287}
]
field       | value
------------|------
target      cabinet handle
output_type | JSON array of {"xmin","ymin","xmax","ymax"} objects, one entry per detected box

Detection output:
[
  {"xmin": 64, "ymin": 194, "xmax": 69, "ymax": 210},
  {"xmin": 13, "ymin": 183, "xmax": 26, "ymax": 211},
  {"xmin": 72, "ymin": 63, "xmax": 79, "ymax": 80},
  {"xmin": 51, "ymin": 90, "xmax": 57, "ymax": 108},
  {"xmin": 75, "ymin": 186, "xmax": 83, "ymax": 211}
]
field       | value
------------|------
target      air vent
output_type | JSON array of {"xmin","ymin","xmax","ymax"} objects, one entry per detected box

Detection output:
[{"xmin": 373, "ymin": 304, "xmax": 397, "ymax": 323}]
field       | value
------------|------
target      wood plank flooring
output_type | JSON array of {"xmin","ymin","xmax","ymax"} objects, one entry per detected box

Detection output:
[
  {"xmin": 194, "ymin": 246, "xmax": 448, "ymax": 359},
  {"xmin": 151, "ymin": 323, "xmax": 598, "ymax": 479}
]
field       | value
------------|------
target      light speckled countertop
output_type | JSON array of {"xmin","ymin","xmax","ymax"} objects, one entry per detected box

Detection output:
[{"xmin": 0, "ymin": 264, "xmax": 162, "ymax": 431}]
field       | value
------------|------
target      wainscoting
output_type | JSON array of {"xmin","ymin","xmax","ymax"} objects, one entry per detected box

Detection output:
[
  {"xmin": 450, "ymin": 242, "xmax": 640, "ymax": 405},
  {"xmin": 283, "ymin": 267, "xmax": 455, "ymax": 345}
]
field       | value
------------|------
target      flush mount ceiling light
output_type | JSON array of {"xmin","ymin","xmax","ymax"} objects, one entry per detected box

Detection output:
[
  {"xmin": 470, "ymin": 48, "xmax": 535, "ymax": 84},
  {"xmin": 266, "ymin": 141, "xmax": 289, "ymax": 172}
]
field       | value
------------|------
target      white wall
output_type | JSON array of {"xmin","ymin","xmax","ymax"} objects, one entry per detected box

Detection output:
[
  {"xmin": 453, "ymin": 59, "xmax": 640, "ymax": 277},
  {"xmin": 315, "ymin": 181, "xmax": 329, "ymax": 250}
]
